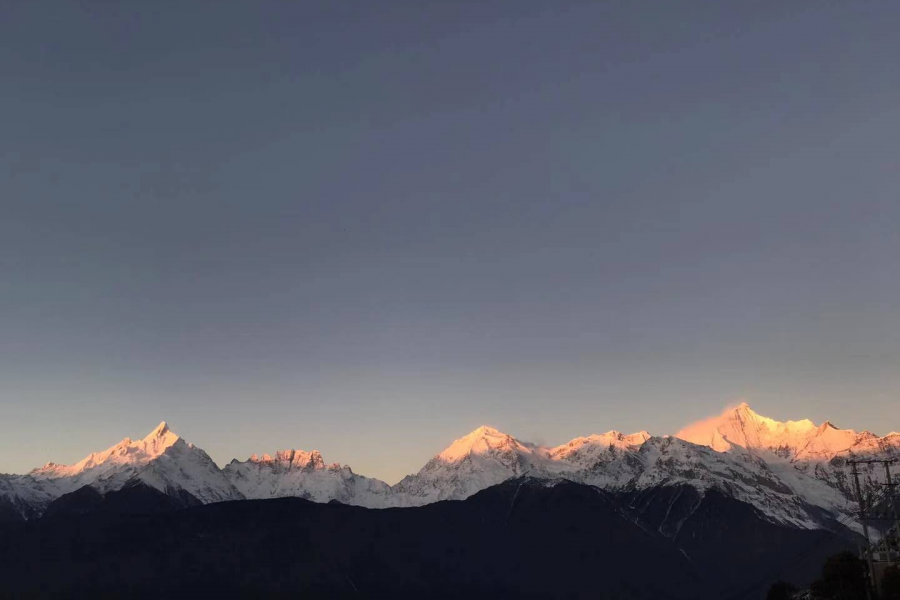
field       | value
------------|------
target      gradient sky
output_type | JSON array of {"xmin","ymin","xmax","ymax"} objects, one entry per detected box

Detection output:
[{"xmin": 2, "ymin": 1, "xmax": 899, "ymax": 483}]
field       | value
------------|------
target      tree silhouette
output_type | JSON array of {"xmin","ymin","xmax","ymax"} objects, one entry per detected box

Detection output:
[{"xmin": 809, "ymin": 552, "xmax": 868, "ymax": 600}]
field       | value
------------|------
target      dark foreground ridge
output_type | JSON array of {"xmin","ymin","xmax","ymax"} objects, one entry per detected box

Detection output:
[{"xmin": 0, "ymin": 478, "xmax": 851, "ymax": 600}]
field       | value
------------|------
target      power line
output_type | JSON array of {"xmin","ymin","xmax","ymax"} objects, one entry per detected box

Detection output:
[
  {"xmin": 849, "ymin": 458, "xmax": 898, "ymax": 598},
  {"xmin": 850, "ymin": 460, "xmax": 876, "ymax": 600},
  {"xmin": 725, "ymin": 487, "xmax": 888, "ymax": 600}
]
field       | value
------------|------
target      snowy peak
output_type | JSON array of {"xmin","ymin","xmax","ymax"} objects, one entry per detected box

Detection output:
[
  {"xmin": 436, "ymin": 425, "xmax": 531, "ymax": 463},
  {"xmin": 575, "ymin": 429, "xmax": 651, "ymax": 448},
  {"xmin": 548, "ymin": 430, "xmax": 650, "ymax": 461},
  {"xmin": 30, "ymin": 421, "xmax": 181, "ymax": 480},
  {"xmin": 675, "ymin": 403, "xmax": 898, "ymax": 461},
  {"xmin": 396, "ymin": 425, "xmax": 657, "ymax": 505},
  {"xmin": 245, "ymin": 449, "xmax": 329, "ymax": 471},
  {"xmin": 676, "ymin": 403, "xmax": 815, "ymax": 455},
  {"xmin": 393, "ymin": 426, "xmax": 541, "ymax": 504},
  {"xmin": 7, "ymin": 411, "xmax": 899, "ymax": 533},
  {"xmin": 145, "ymin": 421, "xmax": 173, "ymax": 440},
  {"xmin": 224, "ymin": 448, "xmax": 392, "ymax": 507},
  {"xmin": 140, "ymin": 421, "xmax": 180, "ymax": 454},
  {"xmin": 4, "ymin": 420, "xmax": 244, "ymax": 515},
  {"xmin": 133, "ymin": 437, "xmax": 243, "ymax": 504}
]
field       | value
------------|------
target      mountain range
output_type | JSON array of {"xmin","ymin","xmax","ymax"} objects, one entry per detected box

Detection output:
[{"xmin": 3, "ymin": 403, "xmax": 898, "ymax": 537}]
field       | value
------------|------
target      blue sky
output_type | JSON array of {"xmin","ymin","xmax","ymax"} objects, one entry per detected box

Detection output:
[{"xmin": 2, "ymin": 1, "xmax": 899, "ymax": 482}]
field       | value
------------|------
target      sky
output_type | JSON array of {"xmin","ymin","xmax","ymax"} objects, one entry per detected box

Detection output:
[{"xmin": 2, "ymin": 1, "xmax": 899, "ymax": 483}]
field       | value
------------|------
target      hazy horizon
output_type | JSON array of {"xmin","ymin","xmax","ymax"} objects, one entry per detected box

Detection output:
[{"xmin": 3, "ymin": 1, "xmax": 900, "ymax": 484}]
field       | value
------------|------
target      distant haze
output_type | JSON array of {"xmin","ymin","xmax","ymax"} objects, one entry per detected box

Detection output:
[{"xmin": 2, "ymin": 1, "xmax": 899, "ymax": 484}]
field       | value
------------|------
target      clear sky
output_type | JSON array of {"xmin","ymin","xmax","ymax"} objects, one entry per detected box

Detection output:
[{"xmin": 2, "ymin": 1, "xmax": 899, "ymax": 483}]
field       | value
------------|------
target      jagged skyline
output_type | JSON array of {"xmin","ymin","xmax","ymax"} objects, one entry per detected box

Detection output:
[
  {"xmin": 6, "ymin": 402, "xmax": 899, "ymax": 486},
  {"xmin": 5, "ymin": 402, "xmax": 898, "ymax": 536}
]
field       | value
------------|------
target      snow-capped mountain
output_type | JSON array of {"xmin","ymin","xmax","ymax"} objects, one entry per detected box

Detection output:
[
  {"xmin": 388, "ymin": 424, "xmax": 839, "ymax": 529},
  {"xmin": 0, "ymin": 422, "xmax": 241, "ymax": 519},
  {"xmin": 393, "ymin": 426, "xmax": 547, "ymax": 503},
  {"xmin": 221, "ymin": 426, "xmax": 661, "ymax": 510},
  {"xmin": 675, "ymin": 402, "xmax": 900, "ymax": 525},
  {"xmin": 130, "ymin": 433, "xmax": 244, "ymax": 505},
  {"xmin": 2, "ymin": 404, "xmax": 897, "ymax": 534},
  {"xmin": 28, "ymin": 421, "xmax": 186, "ymax": 496},
  {"xmin": 223, "ymin": 449, "xmax": 393, "ymax": 508},
  {"xmin": 675, "ymin": 402, "xmax": 899, "ymax": 461}
]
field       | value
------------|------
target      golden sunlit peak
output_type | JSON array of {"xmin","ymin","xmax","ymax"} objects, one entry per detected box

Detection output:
[
  {"xmin": 672, "ymin": 401, "xmax": 895, "ymax": 462},
  {"xmin": 436, "ymin": 425, "xmax": 522, "ymax": 462},
  {"xmin": 149, "ymin": 421, "xmax": 170, "ymax": 436},
  {"xmin": 731, "ymin": 401, "xmax": 762, "ymax": 418},
  {"xmin": 245, "ymin": 449, "xmax": 329, "ymax": 470},
  {"xmin": 143, "ymin": 421, "xmax": 179, "ymax": 444},
  {"xmin": 470, "ymin": 425, "xmax": 502, "ymax": 436},
  {"xmin": 27, "ymin": 421, "xmax": 182, "ymax": 480}
]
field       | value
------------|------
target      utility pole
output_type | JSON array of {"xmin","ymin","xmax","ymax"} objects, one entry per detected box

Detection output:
[
  {"xmin": 884, "ymin": 461, "xmax": 900, "ymax": 559},
  {"xmin": 851, "ymin": 460, "xmax": 875, "ymax": 600}
]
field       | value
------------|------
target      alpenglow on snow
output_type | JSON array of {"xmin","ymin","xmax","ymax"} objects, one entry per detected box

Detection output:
[{"xmin": 2, "ymin": 404, "xmax": 897, "ymax": 535}]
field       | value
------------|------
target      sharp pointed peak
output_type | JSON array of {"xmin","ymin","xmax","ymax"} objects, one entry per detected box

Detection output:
[
  {"xmin": 28, "ymin": 420, "xmax": 181, "ymax": 479},
  {"xmin": 818, "ymin": 420, "xmax": 837, "ymax": 432},
  {"xmin": 733, "ymin": 401, "xmax": 758, "ymax": 415},
  {"xmin": 142, "ymin": 421, "xmax": 179, "ymax": 445}
]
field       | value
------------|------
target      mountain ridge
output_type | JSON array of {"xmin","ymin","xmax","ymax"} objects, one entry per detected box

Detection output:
[{"xmin": 2, "ymin": 404, "xmax": 898, "ymax": 533}]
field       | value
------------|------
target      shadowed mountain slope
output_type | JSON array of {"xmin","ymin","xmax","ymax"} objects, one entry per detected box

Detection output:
[{"xmin": 0, "ymin": 477, "xmax": 853, "ymax": 600}]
